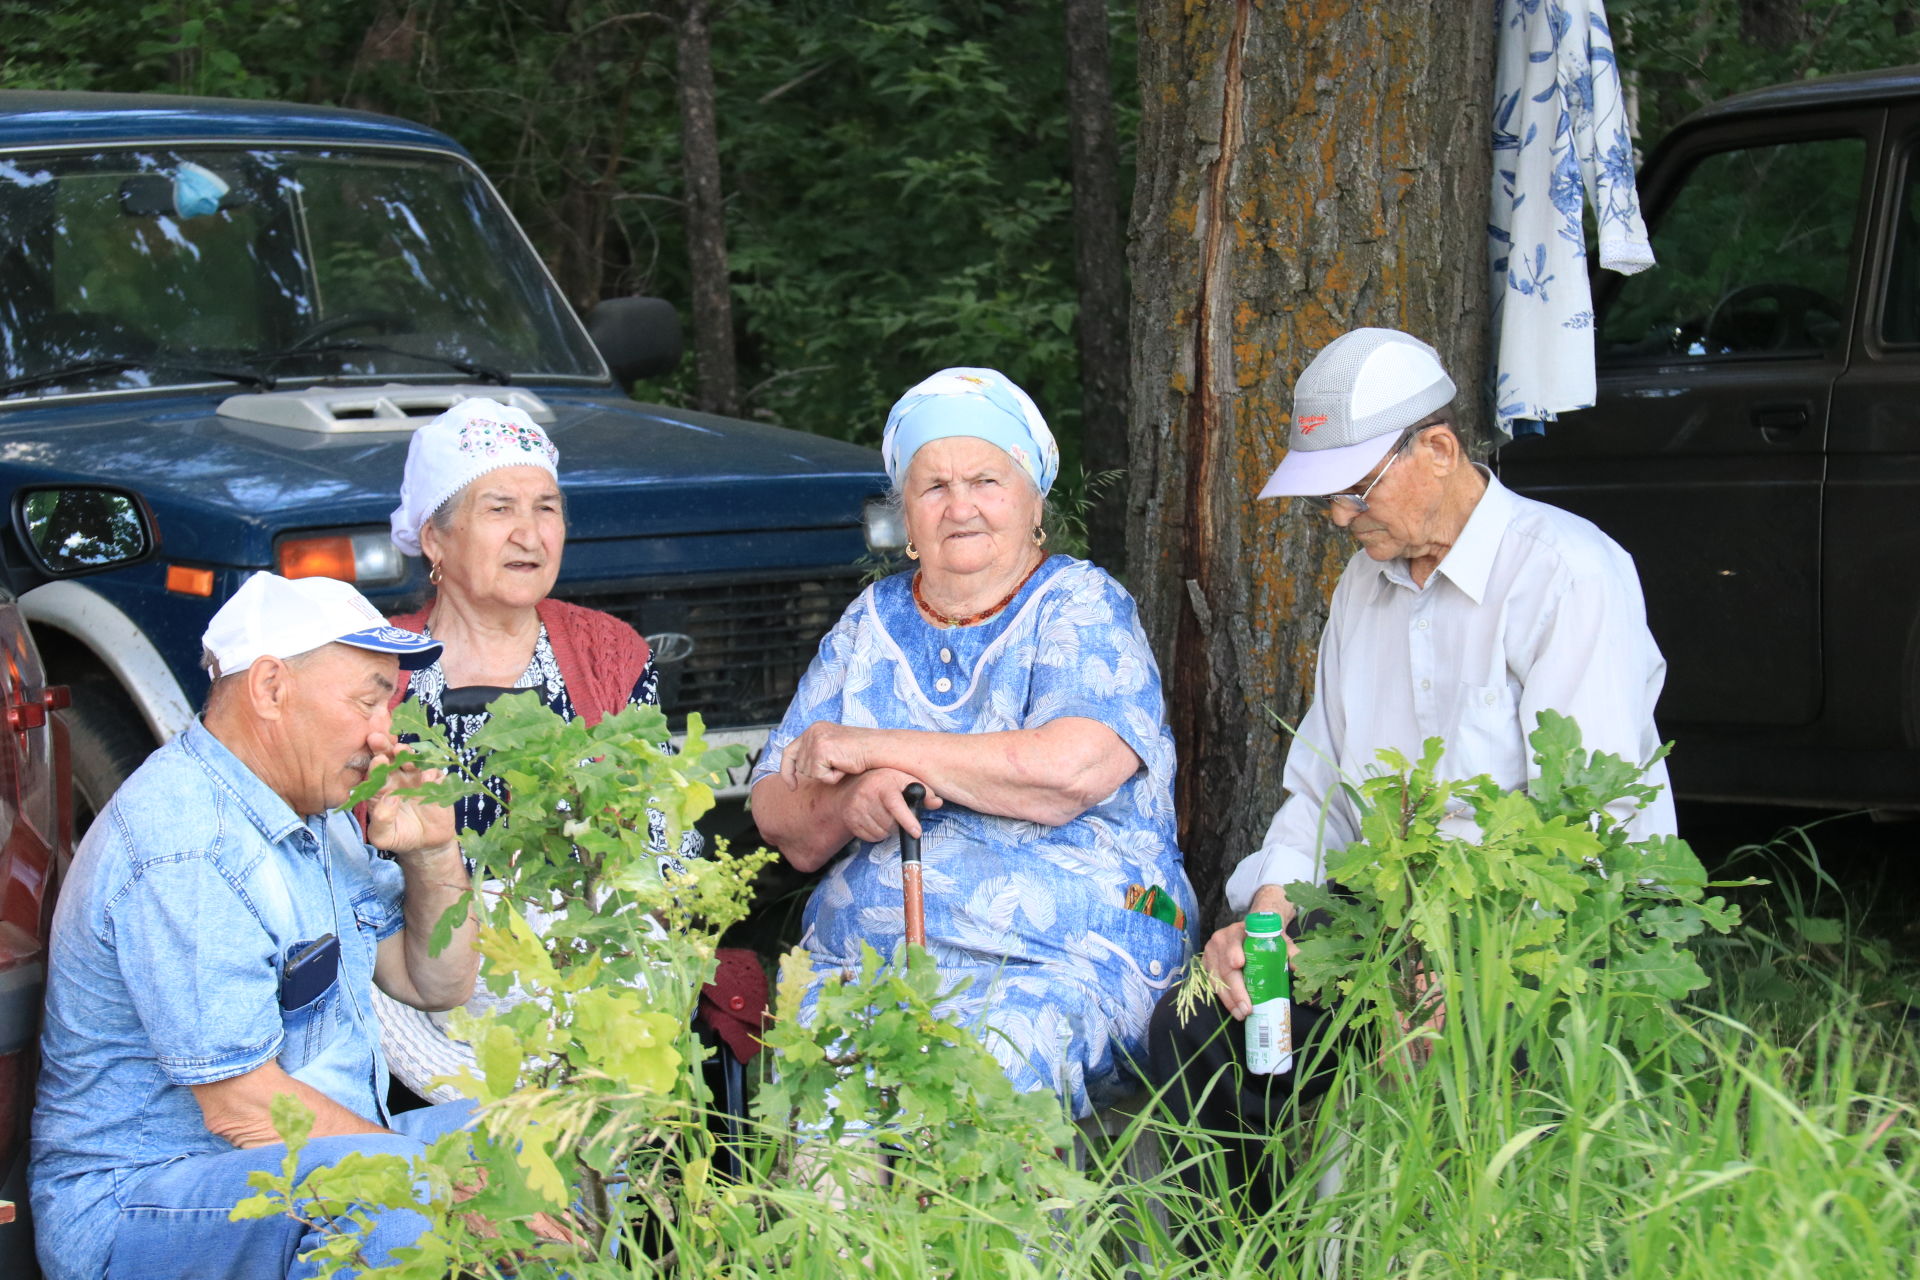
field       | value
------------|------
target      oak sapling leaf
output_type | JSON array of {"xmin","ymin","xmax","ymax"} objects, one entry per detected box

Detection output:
[{"xmin": 1285, "ymin": 712, "xmax": 1741, "ymax": 1074}]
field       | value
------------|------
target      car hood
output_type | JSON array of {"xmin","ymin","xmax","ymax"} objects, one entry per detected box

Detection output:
[{"xmin": 1, "ymin": 388, "xmax": 887, "ymax": 563}]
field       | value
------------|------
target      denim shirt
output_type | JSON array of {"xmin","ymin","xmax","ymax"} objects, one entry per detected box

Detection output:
[{"xmin": 30, "ymin": 720, "xmax": 405, "ymax": 1280}]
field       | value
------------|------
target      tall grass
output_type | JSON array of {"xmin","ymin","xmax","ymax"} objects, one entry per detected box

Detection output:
[{"xmin": 575, "ymin": 854, "xmax": 1916, "ymax": 1277}]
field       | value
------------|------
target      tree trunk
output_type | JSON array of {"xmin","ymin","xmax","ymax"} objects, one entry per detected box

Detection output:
[
  {"xmin": 1129, "ymin": 0, "xmax": 1494, "ymax": 926},
  {"xmin": 1739, "ymin": 0, "xmax": 1810, "ymax": 51},
  {"xmin": 1063, "ymin": 0, "xmax": 1130, "ymax": 574},
  {"xmin": 675, "ymin": 0, "xmax": 740, "ymax": 416}
]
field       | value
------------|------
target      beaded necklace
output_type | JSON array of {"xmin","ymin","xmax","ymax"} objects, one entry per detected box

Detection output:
[{"xmin": 911, "ymin": 555, "xmax": 1047, "ymax": 629}]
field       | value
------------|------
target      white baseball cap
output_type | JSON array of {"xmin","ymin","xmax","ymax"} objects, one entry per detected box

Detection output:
[
  {"xmin": 1258, "ymin": 328, "xmax": 1457, "ymax": 499},
  {"xmin": 202, "ymin": 573, "xmax": 442, "ymax": 678}
]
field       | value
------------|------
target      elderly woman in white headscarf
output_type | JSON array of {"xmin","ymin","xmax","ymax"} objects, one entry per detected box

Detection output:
[
  {"xmin": 750, "ymin": 368, "xmax": 1197, "ymax": 1117},
  {"xmin": 373, "ymin": 398, "xmax": 741, "ymax": 1105}
]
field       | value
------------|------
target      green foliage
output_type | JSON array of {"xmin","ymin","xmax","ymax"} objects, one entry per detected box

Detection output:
[
  {"xmin": 248, "ymin": 691, "xmax": 1091, "ymax": 1276},
  {"xmin": 1134, "ymin": 716, "xmax": 1917, "ymax": 1280},
  {"xmin": 756, "ymin": 941, "xmax": 1094, "ymax": 1235},
  {"xmin": 225, "ymin": 704, "xmax": 1920, "ymax": 1277},
  {"xmin": 1289, "ymin": 710, "xmax": 1739, "ymax": 1067},
  {"xmin": 1609, "ymin": 0, "xmax": 1920, "ymax": 149}
]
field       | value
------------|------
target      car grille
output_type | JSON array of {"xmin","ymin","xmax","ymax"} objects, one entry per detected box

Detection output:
[{"xmin": 558, "ymin": 569, "xmax": 867, "ymax": 731}]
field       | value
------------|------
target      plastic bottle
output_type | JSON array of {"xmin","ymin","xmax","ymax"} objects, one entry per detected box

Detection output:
[{"xmin": 1243, "ymin": 911, "xmax": 1293, "ymax": 1075}]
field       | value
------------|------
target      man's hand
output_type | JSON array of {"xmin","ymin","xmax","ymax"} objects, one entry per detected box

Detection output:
[
  {"xmin": 363, "ymin": 734, "xmax": 457, "ymax": 862},
  {"xmin": 1201, "ymin": 883, "xmax": 1298, "ymax": 1020},
  {"xmin": 839, "ymin": 767, "xmax": 943, "ymax": 842},
  {"xmin": 779, "ymin": 721, "xmax": 878, "ymax": 789}
]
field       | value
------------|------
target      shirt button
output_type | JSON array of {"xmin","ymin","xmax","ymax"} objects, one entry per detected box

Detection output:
[
  {"xmin": 1420, "ymin": 678, "xmax": 1432, "ymax": 691},
  {"xmin": 729, "ymin": 995, "xmax": 747, "ymax": 1011},
  {"xmin": 1416, "ymin": 618, "xmax": 1429, "ymax": 630},
  {"xmin": 1485, "ymin": 691, "xmax": 1498, "ymax": 705},
  {"xmin": 935, "ymin": 677, "xmax": 952, "ymax": 693},
  {"xmin": 939, "ymin": 646, "xmax": 952, "ymax": 663},
  {"xmin": 1149, "ymin": 959, "xmax": 1163, "ymax": 976}
]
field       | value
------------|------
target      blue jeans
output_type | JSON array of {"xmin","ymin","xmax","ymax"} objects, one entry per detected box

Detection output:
[{"xmin": 103, "ymin": 1100, "xmax": 474, "ymax": 1280}]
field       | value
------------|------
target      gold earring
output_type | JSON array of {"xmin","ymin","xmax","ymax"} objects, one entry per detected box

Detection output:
[
  {"xmin": 429, "ymin": 561, "xmax": 443, "ymax": 586},
  {"xmin": 905, "ymin": 540, "xmax": 919, "ymax": 561},
  {"xmin": 1032, "ymin": 526, "xmax": 1048, "ymax": 547}
]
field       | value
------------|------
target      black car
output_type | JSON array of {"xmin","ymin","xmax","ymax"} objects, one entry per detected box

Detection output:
[{"xmin": 1500, "ymin": 64, "xmax": 1920, "ymax": 811}]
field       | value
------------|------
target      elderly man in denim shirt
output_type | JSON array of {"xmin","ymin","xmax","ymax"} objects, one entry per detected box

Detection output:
[{"xmin": 31, "ymin": 574, "xmax": 483, "ymax": 1280}]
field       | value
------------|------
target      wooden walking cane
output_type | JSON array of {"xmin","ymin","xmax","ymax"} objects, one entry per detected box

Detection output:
[{"xmin": 899, "ymin": 783, "xmax": 927, "ymax": 953}]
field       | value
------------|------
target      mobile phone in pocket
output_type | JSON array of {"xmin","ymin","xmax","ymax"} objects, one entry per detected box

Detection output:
[{"xmin": 280, "ymin": 933, "xmax": 340, "ymax": 1010}]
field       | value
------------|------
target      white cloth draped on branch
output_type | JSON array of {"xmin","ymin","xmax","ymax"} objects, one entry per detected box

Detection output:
[{"xmin": 1489, "ymin": 0, "xmax": 1655, "ymax": 438}]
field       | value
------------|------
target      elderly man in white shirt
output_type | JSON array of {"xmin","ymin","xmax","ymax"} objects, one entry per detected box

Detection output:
[{"xmin": 1145, "ymin": 326, "xmax": 1674, "ymax": 1215}]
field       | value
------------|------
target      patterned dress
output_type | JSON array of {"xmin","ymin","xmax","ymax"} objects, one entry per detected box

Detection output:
[
  {"xmin": 404, "ymin": 624, "xmax": 700, "ymax": 865},
  {"xmin": 753, "ymin": 555, "xmax": 1198, "ymax": 1118}
]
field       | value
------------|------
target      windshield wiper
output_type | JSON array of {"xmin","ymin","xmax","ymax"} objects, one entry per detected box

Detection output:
[
  {"xmin": 258, "ymin": 340, "xmax": 511, "ymax": 386},
  {"xmin": 0, "ymin": 358, "xmax": 276, "ymax": 398}
]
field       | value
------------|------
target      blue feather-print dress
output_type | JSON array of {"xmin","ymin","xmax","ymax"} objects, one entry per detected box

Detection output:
[{"xmin": 753, "ymin": 555, "xmax": 1199, "ymax": 1118}]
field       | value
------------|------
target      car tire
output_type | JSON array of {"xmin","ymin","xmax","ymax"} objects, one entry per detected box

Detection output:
[{"xmin": 65, "ymin": 671, "xmax": 156, "ymax": 838}]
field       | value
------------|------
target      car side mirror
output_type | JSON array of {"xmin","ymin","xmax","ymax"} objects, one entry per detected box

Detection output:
[
  {"xmin": 11, "ymin": 486, "xmax": 159, "ymax": 578},
  {"xmin": 585, "ymin": 296, "xmax": 683, "ymax": 390}
]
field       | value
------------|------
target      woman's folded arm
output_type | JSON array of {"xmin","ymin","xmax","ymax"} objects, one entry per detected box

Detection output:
[{"xmin": 775, "ymin": 717, "xmax": 1138, "ymax": 831}]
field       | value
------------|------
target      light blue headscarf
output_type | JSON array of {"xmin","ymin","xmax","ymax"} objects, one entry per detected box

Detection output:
[{"xmin": 881, "ymin": 367, "xmax": 1060, "ymax": 495}]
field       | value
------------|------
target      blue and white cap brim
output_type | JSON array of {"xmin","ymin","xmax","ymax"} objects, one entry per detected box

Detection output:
[{"xmin": 336, "ymin": 625, "xmax": 442, "ymax": 671}]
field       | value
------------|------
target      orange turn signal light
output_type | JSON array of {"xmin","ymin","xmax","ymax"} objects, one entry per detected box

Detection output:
[
  {"xmin": 166, "ymin": 565, "xmax": 214, "ymax": 596},
  {"xmin": 278, "ymin": 535, "xmax": 356, "ymax": 581}
]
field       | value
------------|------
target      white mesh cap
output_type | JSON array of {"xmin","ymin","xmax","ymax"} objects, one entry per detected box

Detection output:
[{"xmin": 1258, "ymin": 328, "xmax": 1457, "ymax": 499}]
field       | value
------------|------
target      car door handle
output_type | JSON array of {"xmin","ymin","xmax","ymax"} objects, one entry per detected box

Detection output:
[{"xmin": 1753, "ymin": 402, "xmax": 1809, "ymax": 441}]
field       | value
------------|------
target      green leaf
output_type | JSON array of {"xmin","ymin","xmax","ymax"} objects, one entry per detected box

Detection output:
[
  {"xmin": 571, "ymin": 988, "xmax": 683, "ymax": 1093},
  {"xmin": 1792, "ymin": 916, "xmax": 1846, "ymax": 946}
]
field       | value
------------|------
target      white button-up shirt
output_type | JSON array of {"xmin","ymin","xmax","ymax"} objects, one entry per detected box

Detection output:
[{"xmin": 1225, "ymin": 474, "xmax": 1675, "ymax": 913}]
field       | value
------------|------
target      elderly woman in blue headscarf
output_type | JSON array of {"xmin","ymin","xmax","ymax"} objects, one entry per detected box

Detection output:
[{"xmin": 750, "ymin": 368, "xmax": 1198, "ymax": 1117}]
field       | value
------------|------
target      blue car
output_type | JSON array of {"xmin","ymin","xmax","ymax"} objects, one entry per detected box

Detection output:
[{"xmin": 0, "ymin": 90, "xmax": 897, "ymax": 833}]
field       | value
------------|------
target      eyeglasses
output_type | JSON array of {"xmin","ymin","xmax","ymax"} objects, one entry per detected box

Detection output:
[{"xmin": 1300, "ymin": 429, "xmax": 1416, "ymax": 514}]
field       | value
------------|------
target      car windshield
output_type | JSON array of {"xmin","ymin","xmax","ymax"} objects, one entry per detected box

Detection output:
[{"xmin": 0, "ymin": 145, "xmax": 604, "ymax": 399}]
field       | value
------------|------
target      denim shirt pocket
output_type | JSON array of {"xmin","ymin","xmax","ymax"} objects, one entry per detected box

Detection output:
[{"xmin": 277, "ymin": 953, "xmax": 340, "ymax": 1073}]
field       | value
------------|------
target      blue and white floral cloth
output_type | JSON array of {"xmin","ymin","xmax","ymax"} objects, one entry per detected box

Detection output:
[
  {"xmin": 1489, "ymin": 0, "xmax": 1654, "ymax": 437},
  {"xmin": 752, "ymin": 556, "xmax": 1198, "ymax": 1118}
]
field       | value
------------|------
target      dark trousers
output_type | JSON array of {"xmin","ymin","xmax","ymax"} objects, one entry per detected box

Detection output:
[{"xmin": 1143, "ymin": 988, "xmax": 1348, "ymax": 1220}]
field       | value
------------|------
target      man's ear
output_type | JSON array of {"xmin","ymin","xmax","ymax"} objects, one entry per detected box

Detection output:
[
  {"xmin": 1419, "ymin": 424, "xmax": 1464, "ymax": 476},
  {"xmin": 246, "ymin": 655, "xmax": 293, "ymax": 722}
]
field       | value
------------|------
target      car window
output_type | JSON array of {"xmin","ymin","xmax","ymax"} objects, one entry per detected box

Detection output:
[
  {"xmin": 1599, "ymin": 136, "xmax": 1865, "ymax": 362},
  {"xmin": 0, "ymin": 147, "xmax": 603, "ymax": 398},
  {"xmin": 1881, "ymin": 144, "xmax": 1920, "ymax": 346}
]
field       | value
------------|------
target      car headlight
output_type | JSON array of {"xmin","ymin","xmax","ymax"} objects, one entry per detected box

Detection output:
[
  {"xmin": 276, "ymin": 529, "xmax": 407, "ymax": 586},
  {"xmin": 863, "ymin": 497, "xmax": 907, "ymax": 554}
]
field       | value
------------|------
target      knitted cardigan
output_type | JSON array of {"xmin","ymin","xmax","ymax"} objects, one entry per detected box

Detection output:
[
  {"xmin": 384, "ymin": 596, "xmax": 651, "ymax": 722},
  {"xmin": 385, "ymin": 595, "xmax": 769, "ymax": 1061}
]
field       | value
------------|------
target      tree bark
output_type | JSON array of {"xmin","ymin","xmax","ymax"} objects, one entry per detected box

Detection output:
[
  {"xmin": 1129, "ymin": 0, "xmax": 1494, "ymax": 927},
  {"xmin": 676, "ymin": 0, "xmax": 740, "ymax": 416},
  {"xmin": 1739, "ymin": 0, "xmax": 1810, "ymax": 51},
  {"xmin": 1063, "ymin": 0, "xmax": 1130, "ymax": 574}
]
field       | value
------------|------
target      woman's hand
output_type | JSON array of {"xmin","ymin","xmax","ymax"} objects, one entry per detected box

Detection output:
[
  {"xmin": 780, "ymin": 721, "xmax": 878, "ymax": 788},
  {"xmin": 840, "ymin": 768, "xmax": 943, "ymax": 842}
]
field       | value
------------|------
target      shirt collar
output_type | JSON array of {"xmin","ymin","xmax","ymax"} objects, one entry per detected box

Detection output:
[
  {"xmin": 1369, "ymin": 466, "xmax": 1513, "ymax": 604},
  {"xmin": 178, "ymin": 718, "xmax": 314, "ymax": 849},
  {"xmin": 1433, "ymin": 468, "xmax": 1513, "ymax": 605}
]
